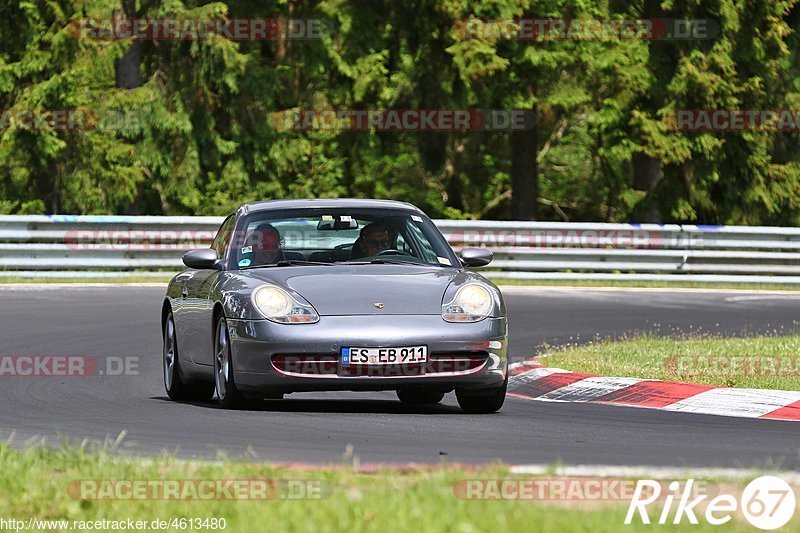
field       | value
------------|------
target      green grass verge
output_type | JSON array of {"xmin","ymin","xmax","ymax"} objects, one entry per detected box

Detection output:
[
  {"xmin": 491, "ymin": 278, "xmax": 800, "ymax": 291},
  {"xmin": 539, "ymin": 334, "xmax": 800, "ymax": 390},
  {"xmin": 0, "ymin": 444, "xmax": 771, "ymax": 532}
]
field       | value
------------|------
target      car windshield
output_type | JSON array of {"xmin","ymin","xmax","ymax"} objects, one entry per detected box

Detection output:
[{"xmin": 232, "ymin": 208, "xmax": 458, "ymax": 269}]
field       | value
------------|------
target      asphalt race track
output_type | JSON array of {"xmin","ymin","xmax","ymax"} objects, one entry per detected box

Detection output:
[{"xmin": 0, "ymin": 285, "xmax": 798, "ymax": 468}]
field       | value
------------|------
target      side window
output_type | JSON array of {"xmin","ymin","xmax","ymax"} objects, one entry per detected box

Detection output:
[{"xmin": 211, "ymin": 215, "xmax": 236, "ymax": 259}]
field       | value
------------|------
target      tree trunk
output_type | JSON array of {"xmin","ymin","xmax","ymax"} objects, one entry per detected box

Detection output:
[
  {"xmin": 632, "ymin": 152, "xmax": 663, "ymax": 222},
  {"xmin": 510, "ymin": 107, "xmax": 537, "ymax": 220},
  {"xmin": 114, "ymin": 0, "xmax": 142, "ymax": 89},
  {"xmin": 630, "ymin": 0, "xmax": 669, "ymax": 223}
]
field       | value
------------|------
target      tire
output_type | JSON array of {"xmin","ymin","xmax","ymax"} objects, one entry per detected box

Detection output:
[
  {"xmin": 397, "ymin": 389, "xmax": 445, "ymax": 405},
  {"xmin": 456, "ymin": 376, "xmax": 507, "ymax": 414},
  {"xmin": 163, "ymin": 312, "xmax": 215, "ymax": 401},
  {"xmin": 214, "ymin": 315, "xmax": 247, "ymax": 409}
]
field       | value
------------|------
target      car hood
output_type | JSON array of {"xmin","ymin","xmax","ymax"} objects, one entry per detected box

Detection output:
[{"xmin": 243, "ymin": 264, "xmax": 464, "ymax": 315}]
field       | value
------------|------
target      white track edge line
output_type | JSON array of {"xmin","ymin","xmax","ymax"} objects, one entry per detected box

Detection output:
[{"xmin": 508, "ymin": 464, "xmax": 800, "ymax": 483}]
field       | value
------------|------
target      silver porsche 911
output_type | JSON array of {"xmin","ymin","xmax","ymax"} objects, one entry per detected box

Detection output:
[{"xmin": 162, "ymin": 199, "xmax": 508, "ymax": 413}]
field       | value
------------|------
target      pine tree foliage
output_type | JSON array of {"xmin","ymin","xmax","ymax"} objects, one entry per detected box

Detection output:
[{"xmin": 1, "ymin": 0, "xmax": 799, "ymax": 224}]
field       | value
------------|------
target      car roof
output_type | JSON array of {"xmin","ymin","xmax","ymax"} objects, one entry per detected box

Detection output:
[{"xmin": 239, "ymin": 198, "xmax": 424, "ymax": 215}]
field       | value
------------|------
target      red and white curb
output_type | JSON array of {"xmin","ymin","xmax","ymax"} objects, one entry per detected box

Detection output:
[{"xmin": 508, "ymin": 362, "xmax": 800, "ymax": 422}]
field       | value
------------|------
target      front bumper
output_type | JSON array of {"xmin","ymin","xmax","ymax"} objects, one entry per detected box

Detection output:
[{"xmin": 227, "ymin": 315, "xmax": 508, "ymax": 393}]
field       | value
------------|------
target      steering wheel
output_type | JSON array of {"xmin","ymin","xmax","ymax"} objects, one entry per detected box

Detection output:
[{"xmin": 376, "ymin": 249, "xmax": 412, "ymax": 257}]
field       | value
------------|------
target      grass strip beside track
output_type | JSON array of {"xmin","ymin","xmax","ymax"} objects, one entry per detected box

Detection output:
[
  {"xmin": 539, "ymin": 334, "xmax": 800, "ymax": 390},
  {"xmin": 0, "ymin": 444, "xmax": 771, "ymax": 533}
]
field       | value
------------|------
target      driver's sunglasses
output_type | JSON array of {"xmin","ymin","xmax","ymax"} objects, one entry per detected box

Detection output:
[{"xmin": 365, "ymin": 237, "xmax": 390, "ymax": 246}]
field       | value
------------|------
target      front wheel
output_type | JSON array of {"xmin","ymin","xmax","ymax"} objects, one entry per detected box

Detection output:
[
  {"xmin": 456, "ymin": 377, "xmax": 507, "ymax": 414},
  {"xmin": 214, "ymin": 315, "xmax": 246, "ymax": 409},
  {"xmin": 163, "ymin": 312, "xmax": 214, "ymax": 401}
]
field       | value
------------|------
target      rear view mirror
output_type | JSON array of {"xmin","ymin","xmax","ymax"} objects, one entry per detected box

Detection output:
[
  {"xmin": 182, "ymin": 249, "xmax": 221, "ymax": 270},
  {"xmin": 460, "ymin": 247, "xmax": 493, "ymax": 267}
]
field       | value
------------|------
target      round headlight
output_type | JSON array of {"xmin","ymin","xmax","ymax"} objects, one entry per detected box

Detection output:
[
  {"xmin": 251, "ymin": 285, "xmax": 320, "ymax": 324},
  {"xmin": 254, "ymin": 286, "xmax": 292, "ymax": 317},
  {"xmin": 442, "ymin": 283, "xmax": 494, "ymax": 322},
  {"xmin": 456, "ymin": 284, "xmax": 493, "ymax": 316}
]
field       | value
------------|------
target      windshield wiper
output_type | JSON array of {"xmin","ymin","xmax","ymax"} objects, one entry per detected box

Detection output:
[
  {"xmin": 240, "ymin": 260, "xmax": 334, "ymax": 269},
  {"xmin": 274, "ymin": 260, "xmax": 335, "ymax": 267},
  {"xmin": 349, "ymin": 258, "xmax": 429, "ymax": 266}
]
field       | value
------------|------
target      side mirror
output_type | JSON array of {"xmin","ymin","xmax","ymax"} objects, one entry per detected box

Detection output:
[
  {"xmin": 182, "ymin": 249, "xmax": 221, "ymax": 270},
  {"xmin": 460, "ymin": 247, "xmax": 493, "ymax": 267}
]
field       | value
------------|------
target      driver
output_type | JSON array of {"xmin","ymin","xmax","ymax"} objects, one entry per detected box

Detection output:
[
  {"xmin": 359, "ymin": 222, "xmax": 392, "ymax": 257},
  {"xmin": 244, "ymin": 223, "xmax": 283, "ymax": 265}
]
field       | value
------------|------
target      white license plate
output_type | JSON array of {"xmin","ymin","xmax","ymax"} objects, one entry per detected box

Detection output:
[{"xmin": 341, "ymin": 346, "xmax": 427, "ymax": 365}]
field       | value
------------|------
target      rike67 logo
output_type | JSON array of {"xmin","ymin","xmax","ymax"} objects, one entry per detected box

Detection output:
[{"xmin": 626, "ymin": 476, "xmax": 796, "ymax": 530}]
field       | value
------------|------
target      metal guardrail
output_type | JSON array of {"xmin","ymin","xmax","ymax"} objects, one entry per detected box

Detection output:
[{"xmin": 2, "ymin": 215, "xmax": 800, "ymax": 283}]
